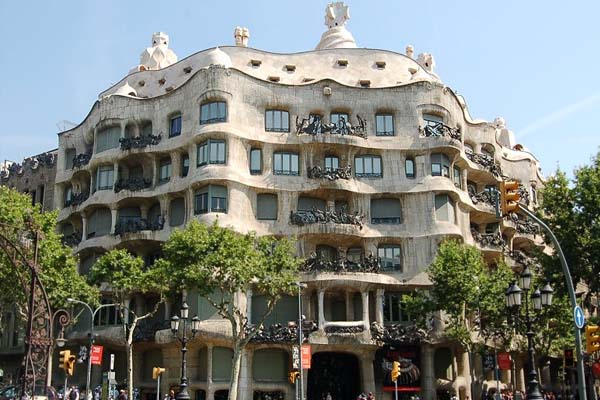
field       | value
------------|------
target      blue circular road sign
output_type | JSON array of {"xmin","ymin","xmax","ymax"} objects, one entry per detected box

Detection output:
[{"xmin": 574, "ymin": 305, "xmax": 585, "ymax": 329}]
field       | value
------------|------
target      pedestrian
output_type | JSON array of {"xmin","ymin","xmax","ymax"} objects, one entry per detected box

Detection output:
[
  {"xmin": 169, "ymin": 390, "xmax": 175, "ymax": 400},
  {"xmin": 117, "ymin": 390, "xmax": 126, "ymax": 400},
  {"xmin": 326, "ymin": 392, "xmax": 332, "ymax": 400},
  {"xmin": 367, "ymin": 392, "xmax": 375, "ymax": 400},
  {"xmin": 69, "ymin": 387, "xmax": 79, "ymax": 400}
]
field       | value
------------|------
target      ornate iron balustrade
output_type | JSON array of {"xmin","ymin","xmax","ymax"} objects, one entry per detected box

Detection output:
[
  {"xmin": 253, "ymin": 391, "xmax": 285, "ymax": 400},
  {"xmin": 133, "ymin": 319, "xmax": 170, "ymax": 342},
  {"xmin": 61, "ymin": 232, "xmax": 82, "ymax": 247},
  {"xmin": 248, "ymin": 321, "xmax": 318, "ymax": 343},
  {"xmin": 466, "ymin": 151, "xmax": 502, "ymax": 177},
  {"xmin": 295, "ymin": 115, "xmax": 367, "ymax": 138},
  {"xmin": 471, "ymin": 229, "xmax": 505, "ymax": 249},
  {"xmin": 421, "ymin": 122, "xmax": 461, "ymax": 141},
  {"xmin": 517, "ymin": 185, "xmax": 531, "ymax": 206},
  {"xmin": 290, "ymin": 207, "xmax": 364, "ymax": 229},
  {"xmin": 114, "ymin": 215, "xmax": 165, "ymax": 235},
  {"xmin": 508, "ymin": 213, "xmax": 539, "ymax": 236},
  {"xmin": 119, "ymin": 134, "xmax": 161, "ymax": 151},
  {"xmin": 307, "ymin": 165, "xmax": 352, "ymax": 180},
  {"xmin": 509, "ymin": 250, "xmax": 535, "ymax": 268},
  {"xmin": 65, "ymin": 192, "xmax": 89, "ymax": 207},
  {"xmin": 468, "ymin": 187, "xmax": 497, "ymax": 208},
  {"xmin": 325, "ymin": 325, "xmax": 365, "ymax": 334},
  {"xmin": 73, "ymin": 152, "xmax": 92, "ymax": 168},
  {"xmin": 301, "ymin": 252, "xmax": 380, "ymax": 273},
  {"xmin": 114, "ymin": 176, "xmax": 152, "ymax": 193},
  {"xmin": 371, "ymin": 321, "xmax": 428, "ymax": 344},
  {"xmin": 1, "ymin": 152, "xmax": 57, "ymax": 179}
]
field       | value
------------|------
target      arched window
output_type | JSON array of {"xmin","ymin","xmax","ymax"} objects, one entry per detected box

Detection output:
[{"xmin": 405, "ymin": 158, "xmax": 415, "ymax": 178}]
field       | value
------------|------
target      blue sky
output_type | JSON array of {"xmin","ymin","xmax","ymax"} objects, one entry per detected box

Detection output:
[{"xmin": 1, "ymin": 0, "xmax": 598, "ymax": 177}]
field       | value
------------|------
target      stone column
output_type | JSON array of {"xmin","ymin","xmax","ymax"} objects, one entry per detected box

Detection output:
[
  {"xmin": 360, "ymin": 352, "xmax": 376, "ymax": 395},
  {"xmin": 110, "ymin": 207, "xmax": 118, "ymax": 235},
  {"xmin": 172, "ymin": 151, "xmax": 181, "ymax": 178},
  {"xmin": 113, "ymin": 162, "xmax": 119, "ymax": 183},
  {"xmin": 375, "ymin": 289, "xmax": 384, "ymax": 324},
  {"xmin": 82, "ymin": 215, "xmax": 88, "ymax": 240},
  {"xmin": 187, "ymin": 187, "xmax": 195, "ymax": 220},
  {"xmin": 421, "ymin": 345, "xmax": 435, "ymax": 400},
  {"xmin": 151, "ymin": 155, "xmax": 158, "ymax": 187},
  {"xmin": 140, "ymin": 204, "xmax": 149, "ymax": 220},
  {"xmin": 318, "ymin": 289, "xmax": 326, "ymax": 329},
  {"xmin": 345, "ymin": 291, "xmax": 353, "ymax": 321},
  {"xmin": 361, "ymin": 291, "xmax": 370, "ymax": 330}
]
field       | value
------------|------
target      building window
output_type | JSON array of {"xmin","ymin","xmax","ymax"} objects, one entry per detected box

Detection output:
[
  {"xmin": 371, "ymin": 198, "xmax": 402, "ymax": 224},
  {"xmin": 64, "ymin": 186, "xmax": 73, "ymax": 206},
  {"xmin": 181, "ymin": 154, "xmax": 189, "ymax": 177},
  {"xmin": 200, "ymin": 101, "xmax": 227, "ymax": 124},
  {"xmin": 431, "ymin": 153, "xmax": 450, "ymax": 177},
  {"xmin": 347, "ymin": 248, "xmax": 363, "ymax": 264},
  {"xmin": 256, "ymin": 193, "xmax": 278, "ymax": 220},
  {"xmin": 330, "ymin": 112, "xmax": 349, "ymax": 129},
  {"xmin": 253, "ymin": 349, "xmax": 289, "ymax": 382},
  {"xmin": 65, "ymin": 148, "xmax": 76, "ymax": 170},
  {"xmin": 197, "ymin": 140, "xmax": 226, "ymax": 166},
  {"xmin": 159, "ymin": 158, "xmax": 171, "ymax": 183},
  {"xmin": 383, "ymin": 292, "xmax": 411, "ymax": 323},
  {"xmin": 169, "ymin": 114, "xmax": 182, "ymax": 137},
  {"xmin": 273, "ymin": 152, "xmax": 299, "ymax": 176},
  {"xmin": 96, "ymin": 165, "xmax": 114, "ymax": 191},
  {"xmin": 169, "ymin": 197, "xmax": 186, "ymax": 227},
  {"xmin": 87, "ymin": 208, "xmax": 112, "ymax": 238},
  {"xmin": 96, "ymin": 126, "xmax": 120, "ymax": 153},
  {"xmin": 325, "ymin": 155, "xmax": 339, "ymax": 171},
  {"xmin": 375, "ymin": 114, "xmax": 394, "ymax": 136},
  {"xmin": 250, "ymin": 148, "xmax": 262, "ymax": 174},
  {"xmin": 423, "ymin": 113, "xmax": 443, "ymax": 127},
  {"xmin": 194, "ymin": 185, "xmax": 227, "ymax": 214},
  {"xmin": 453, "ymin": 166, "xmax": 461, "ymax": 188},
  {"xmin": 298, "ymin": 196, "xmax": 326, "ymax": 211},
  {"xmin": 405, "ymin": 158, "xmax": 415, "ymax": 178},
  {"xmin": 355, "ymin": 155, "xmax": 382, "ymax": 178},
  {"xmin": 265, "ymin": 110, "xmax": 290, "ymax": 132},
  {"xmin": 378, "ymin": 245, "xmax": 402, "ymax": 272},
  {"xmin": 435, "ymin": 194, "xmax": 455, "ymax": 222}
]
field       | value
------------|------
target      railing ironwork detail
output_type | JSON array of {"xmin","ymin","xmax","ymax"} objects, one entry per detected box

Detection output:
[
  {"xmin": 133, "ymin": 319, "xmax": 170, "ymax": 342},
  {"xmin": 1, "ymin": 152, "xmax": 57, "ymax": 180},
  {"xmin": 466, "ymin": 151, "xmax": 502, "ymax": 177},
  {"xmin": 325, "ymin": 325, "xmax": 365, "ymax": 334},
  {"xmin": 421, "ymin": 122, "xmax": 461, "ymax": 141},
  {"xmin": 471, "ymin": 229, "xmax": 505, "ymax": 249},
  {"xmin": 61, "ymin": 232, "xmax": 82, "ymax": 247},
  {"xmin": 65, "ymin": 192, "xmax": 89, "ymax": 207},
  {"xmin": 301, "ymin": 252, "xmax": 380, "ymax": 273},
  {"xmin": 290, "ymin": 207, "xmax": 364, "ymax": 229},
  {"xmin": 73, "ymin": 152, "xmax": 92, "ymax": 168},
  {"xmin": 114, "ymin": 215, "xmax": 165, "ymax": 235},
  {"xmin": 296, "ymin": 115, "xmax": 367, "ymax": 138},
  {"xmin": 119, "ymin": 134, "xmax": 161, "ymax": 151},
  {"xmin": 468, "ymin": 188, "xmax": 497, "ymax": 208},
  {"xmin": 371, "ymin": 321, "xmax": 428, "ymax": 344},
  {"xmin": 114, "ymin": 177, "xmax": 152, "ymax": 193},
  {"xmin": 307, "ymin": 165, "xmax": 352, "ymax": 180},
  {"xmin": 508, "ymin": 213, "xmax": 539, "ymax": 236}
]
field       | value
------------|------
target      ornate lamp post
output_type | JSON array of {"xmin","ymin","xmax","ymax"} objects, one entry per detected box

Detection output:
[
  {"xmin": 171, "ymin": 302, "xmax": 200, "ymax": 400},
  {"xmin": 505, "ymin": 267, "xmax": 554, "ymax": 400}
]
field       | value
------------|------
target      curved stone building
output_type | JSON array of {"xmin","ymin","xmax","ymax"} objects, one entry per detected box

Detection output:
[{"xmin": 52, "ymin": 3, "xmax": 546, "ymax": 400}]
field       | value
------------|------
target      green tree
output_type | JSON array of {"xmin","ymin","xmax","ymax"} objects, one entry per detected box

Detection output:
[
  {"xmin": 0, "ymin": 186, "xmax": 97, "ymax": 321},
  {"xmin": 539, "ymin": 151, "xmax": 600, "ymax": 302},
  {"xmin": 415, "ymin": 240, "xmax": 513, "ymax": 397},
  {"xmin": 88, "ymin": 249, "xmax": 168, "ymax": 398},
  {"xmin": 158, "ymin": 221, "xmax": 301, "ymax": 400}
]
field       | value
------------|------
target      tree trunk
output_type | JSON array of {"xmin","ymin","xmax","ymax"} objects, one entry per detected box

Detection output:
[
  {"xmin": 228, "ymin": 343, "xmax": 244, "ymax": 400},
  {"xmin": 468, "ymin": 350, "xmax": 477, "ymax": 400},
  {"xmin": 126, "ymin": 318, "xmax": 138, "ymax": 400}
]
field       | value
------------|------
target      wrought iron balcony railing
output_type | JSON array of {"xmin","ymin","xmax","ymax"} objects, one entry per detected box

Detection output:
[
  {"xmin": 421, "ymin": 122, "xmax": 461, "ymax": 141},
  {"xmin": 114, "ymin": 215, "xmax": 165, "ymax": 235},
  {"xmin": 119, "ymin": 134, "xmax": 161, "ymax": 151},
  {"xmin": 466, "ymin": 151, "xmax": 502, "ymax": 177},
  {"xmin": 114, "ymin": 176, "xmax": 152, "ymax": 193},
  {"xmin": 61, "ymin": 232, "xmax": 82, "ymax": 247},
  {"xmin": 64, "ymin": 192, "xmax": 89, "ymax": 207},
  {"xmin": 295, "ymin": 115, "xmax": 367, "ymax": 138},
  {"xmin": 370, "ymin": 321, "xmax": 428, "ymax": 344},
  {"xmin": 508, "ymin": 213, "xmax": 539, "ymax": 236},
  {"xmin": 248, "ymin": 321, "xmax": 318, "ymax": 343},
  {"xmin": 133, "ymin": 319, "xmax": 170, "ymax": 342},
  {"xmin": 471, "ymin": 229, "xmax": 505, "ymax": 249},
  {"xmin": 72, "ymin": 152, "xmax": 92, "ymax": 168},
  {"xmin": 468, "ymin": 188, "xmax": 497, "ymax": 208},
  {"xmin": 324, "ymin": 325, "xmax": 365, "ymax": 334},
  {"xmin": 290, "ymin": 207, "xmax": 364, "ymax": 229},
  {"xmin": 301, "ymin": 252, "xmax": 380, "ymax": 273},
  {"xmin": 307, "ymin": 165, "xmax": 352, "ymax": 180}
]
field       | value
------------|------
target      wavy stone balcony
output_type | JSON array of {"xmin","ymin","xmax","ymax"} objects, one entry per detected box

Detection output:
[
  {"xmin": 466, "ymin": 151, "xmax": 502, "ymax": 178},
  {"xmin": 65, "ymin": 192, "xmax": 89, "ymax": 207},
  {"xmin": 307, "ymin": 165, "xmax": 352, "ymax": 180},
  {"xmin": 119, "ymin": 134, "xmax": 162, "ymax": 151},
  {"xmin": 114, "ymin": 215, "xmax": 165, "ymax": 235},
  {"xmin": 295, "ymin": 115, "xmax": 367, "ymax": 138},
  {"xmin": 300, "ymin": 252, "xmax": 380, "ymax": 273},
  {"xmin": 420, "ymin": 122, "xmax": 461, "ymax": 141},
  {"xmin": 289, "ymin": 208, "xmax": 365, "ymax": 229},
  {"xmin": 114, "ymin": 177, "xmax": 152, "ymax": 193}
]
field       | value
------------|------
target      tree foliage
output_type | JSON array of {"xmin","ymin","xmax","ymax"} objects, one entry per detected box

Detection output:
[
  {"xmin": 539, "ymin": 151, "xmax": 600, "ymax": 299},
  {"xmin": 0, "ymin": 186, "xmax": 97, "ymax": 319},
  {"xmin": 158, "ymin": 221, "xmax": 302, "ymax": 400}
]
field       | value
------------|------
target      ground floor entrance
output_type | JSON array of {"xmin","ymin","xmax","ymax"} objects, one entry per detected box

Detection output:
[{"xmin": 307, "ymin": 352, "xmax": 360, "ymax": 400}]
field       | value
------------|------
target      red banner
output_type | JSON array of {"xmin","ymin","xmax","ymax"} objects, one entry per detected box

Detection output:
[
  {"xmin": 90, "ymin": 345, "xmax": 104, "ymax": 365},
  {"xmin": 498, "ymin": 352, "xmax": 511, "ymax": 370},
  {"xmin": 301, "ymin": 345, "xmax": 311, "ymax": 369}
]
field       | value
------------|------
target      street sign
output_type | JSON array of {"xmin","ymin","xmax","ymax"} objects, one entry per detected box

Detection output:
[
  {"xmin": 574, "ymin": 305, "xmax": 585, "ymax": 329},
  {"xmin": 91, "ymin": 345, "xmax": 104, "ymax": 365},
  {"xmin": 301, "ymin": 345, "xmax": 311, "ymax": 369},
  {"xmin": 497, "ymin": 352, "xmax": 511, "ymax": 370}
]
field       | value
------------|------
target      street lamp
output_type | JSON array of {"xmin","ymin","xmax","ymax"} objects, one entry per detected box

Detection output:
[
  {"xmin": 505, "ymin": 270, "xmax": 553, "ymax": 400},
  {"xmin": 67, "ymin": 298, "xmax": 119, "ymax": 400},
  {"xmin": 296, "ymin": 282, "xmax": 308, "ymax": 400},
  {"xmin": 171, "ymin": 302, "xmax": 200, "ymax": 400}
]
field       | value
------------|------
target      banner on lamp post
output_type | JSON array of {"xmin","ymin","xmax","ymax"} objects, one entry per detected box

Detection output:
[
  {"xmin": 497, "ymin": 352, "xmax": 511, "ymax": 370},
  {"xmin": 301, "ymin": 345, "xmax": 311, "ymax": 369},
  {"xmin": 91, "ymin": 345, "xmax": 104, "ymax": 365}
]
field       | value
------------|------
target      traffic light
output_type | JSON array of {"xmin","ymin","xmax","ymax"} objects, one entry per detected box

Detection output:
[
  {"xmin": 586, "ymin": 325, "xmax": 600, "ymax": 353},
  {"xmin": 288, "ymin": 370, "xmax": 300, "ymax": 384},
  {"xmin": 152, "ymin": 367, "xmax": 165, "ymax": 380},
  {"xmin": 65, "ymin": 353, "xmax": 76, "ymax": 376},
  {"xmin": 391, "ymin": 361, "xmax": 400, "ymax": 382},
  {"xmin": 58, "ymin": 350, "xmax": 70, "ymax": 371},
  {"xmin": 500, "ymin": 180, "xmax": 521, "ymax": 216}
]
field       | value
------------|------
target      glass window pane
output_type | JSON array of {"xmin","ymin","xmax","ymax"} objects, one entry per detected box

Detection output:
[
  {"xmin": 282, "ymin": 154, "xmax": 290, "ymax": 171},
  {"xmin": 373, "ymin": 157, "xmax": 381, "ymax": 174},
  {"xmin": 250, "ymin": 149, "xmax": 261, "ymax": 173},
  {"xmin": 274, "ymin": 154, "xmax": 282, "ymax": 172},
  {"xmin": 266, "ymin": 111, "xmax": 273, "ymax": 130},
  {"xmin": 291, "ymin": 154, "xmax": 299, "ymax": 174},
  {"xmin": 406, "ymin": 159, "xmax": 415, "ymax": 177},
  {"xmin": 355, "ymin": 158, "xmax": 363, "ymax": 175},
  {"xmin": 274, "ymin": 111, "xmax": 281, "ymax": 129},
  {"xmin": 218, "ymin": 102, "xmax": 225, "ymax": 119},
  {"xmin": 365, "ymin": 157, "xmax": 373, "ymax": 174},
  {"xmin": 282, "ymin": 112, "xmax": 289, "ymax": 131}
]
